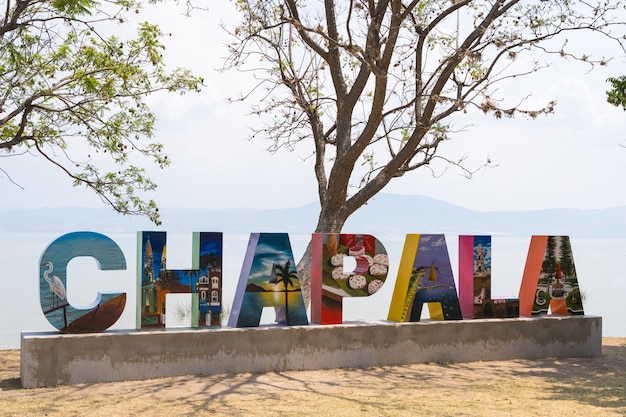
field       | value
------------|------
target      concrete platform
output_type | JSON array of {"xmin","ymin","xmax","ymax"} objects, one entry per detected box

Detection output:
[{"xmin": 21, "ymin": 315, "xmax": 601, "ymax": 388}]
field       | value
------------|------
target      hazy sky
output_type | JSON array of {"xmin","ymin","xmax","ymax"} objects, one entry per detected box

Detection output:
[{"xmin": 1, "ymin": 2, "xmax": 625, "ymax": 214}]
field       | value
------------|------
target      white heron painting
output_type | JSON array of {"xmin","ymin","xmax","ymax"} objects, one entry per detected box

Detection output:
[
  {"xmin": 38, "ymin": 231, "xmax": 127, "ymax": 333},
  {"xmin": 42, "ymin": 261, "xmax": 67, "ymax": 307}
]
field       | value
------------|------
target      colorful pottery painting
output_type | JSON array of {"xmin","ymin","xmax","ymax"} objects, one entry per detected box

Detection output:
[{"xmin": 311, "ymin": 233, "xmax": 389, "ymax": 324}]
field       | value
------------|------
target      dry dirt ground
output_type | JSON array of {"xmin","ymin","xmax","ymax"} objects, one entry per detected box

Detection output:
[{"xmin": 1, "ymin": 338, "xmax": 624, "ymax": 417}]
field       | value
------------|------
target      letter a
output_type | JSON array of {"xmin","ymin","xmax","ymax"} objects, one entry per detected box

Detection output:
[
  {"xmin": 519, "ymin": 236, "xmax": 584, "ymax": 316},
  {"xmin": 388, "ymin": 234, "xmax": 462, "ymax": 322},
  {"xmin": 228, "ymin": 233, "xmax": 308, "ymax": 327}
]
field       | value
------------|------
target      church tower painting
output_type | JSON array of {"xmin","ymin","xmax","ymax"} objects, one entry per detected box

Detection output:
[
  {"xmin": 137, "ymin": 231, "xmax": 223, "ymax": 329},
  {"xmin": 142, "ymin": 237, "xmax": 157, "ymax": 314}
]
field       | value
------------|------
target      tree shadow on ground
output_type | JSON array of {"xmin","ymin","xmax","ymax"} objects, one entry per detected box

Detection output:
[
  {"xmin": 0, "ymin": 377, "xmax": 21, "ymax": 390},
  {"xmin": 1, "ymin": 341, "xmax": 624, "ymax": 416}
]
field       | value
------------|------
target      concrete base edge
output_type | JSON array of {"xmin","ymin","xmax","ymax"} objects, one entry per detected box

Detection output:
[{"xmin": 21, "ymin": 315, "xmax": 602, "ymax": 388}]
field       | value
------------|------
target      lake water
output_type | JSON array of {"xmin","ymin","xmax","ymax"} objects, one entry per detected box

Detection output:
[{"xmin": 1, "ymin": 232, "xmax": 624, "ymax": 349}]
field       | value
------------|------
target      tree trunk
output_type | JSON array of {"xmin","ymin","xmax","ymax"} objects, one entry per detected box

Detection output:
[
  {"xmin": 296, "ymin": 241, "xmax": 313, "ymax": 307},
  {"xmin": 284, "ymin": 286, "xmax": 290, "ymax": 326},
  {"xmin": 297, "ymin": 210, "xmax": 349, "ymax": 308}
]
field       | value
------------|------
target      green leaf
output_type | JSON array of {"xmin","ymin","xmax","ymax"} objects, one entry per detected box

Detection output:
[{"xmin": 52, "ymin": 0, "xmax": 98, "ymax": 16}]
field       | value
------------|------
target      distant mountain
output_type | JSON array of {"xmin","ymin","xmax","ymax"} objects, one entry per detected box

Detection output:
[
  {"xmin": 0, "ymin": 194, "xmax": 624, "ymax": 237},
  {"xmin": 343, "ymin": 195, "xmax": 626, "ymax": 238},
  {"xmin": 245, "ymin": 283, "xmax": 268, "ymax": 293}
]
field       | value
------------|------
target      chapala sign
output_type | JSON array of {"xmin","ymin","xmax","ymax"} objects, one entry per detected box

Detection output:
[{"xmin": 38, "ymin": 232, "xmax": 584, "ymax": 333}]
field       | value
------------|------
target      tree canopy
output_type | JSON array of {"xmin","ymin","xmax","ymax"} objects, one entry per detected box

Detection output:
[
  {"xmin": 0, "ymin": 0, "xmax": 203, "ymax": 224},
  {"xmin": 607, "ymin": 75, "xmax": 626, "ymax": 111},
  {"xmin": 226, "ymin": 1, "xmax": 624, "ymax": 230},
  {"xmin": 224, "ymin": 0, "xmax": 626, "ymax": 303}
]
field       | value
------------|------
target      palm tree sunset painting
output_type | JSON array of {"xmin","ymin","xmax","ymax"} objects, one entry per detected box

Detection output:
[{"xmin": 229, "ymin": 233, "xmax": 308, "ymax": 327}]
